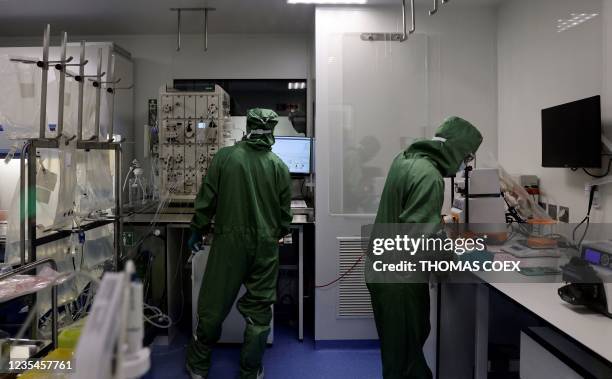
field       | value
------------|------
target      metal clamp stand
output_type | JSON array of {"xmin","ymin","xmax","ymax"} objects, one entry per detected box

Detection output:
[
  {"xmin": 15, "ymin": 26, "xmax": 123, "ymax": 271},
  {"xmin": 98, "ymin": 54, "xmax": 133, "ymax": 142}
]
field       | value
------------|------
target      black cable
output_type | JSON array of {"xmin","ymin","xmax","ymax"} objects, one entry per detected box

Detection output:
[
  {"xmin": 583, "ymin": 159, "xmax": 612, "ymax": 178},
  {"xmin": 573, "ymin": 185, "xmax": 597, "ymax": 246},
  {"xmin": 300, "ymin": 178, "xmax": 306, "ymax": 198},
  {"xmin": 501, "ymin": 191, "xmax": 525, "ymax": 223}
]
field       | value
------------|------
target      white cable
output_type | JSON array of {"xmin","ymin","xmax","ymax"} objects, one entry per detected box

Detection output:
[
  {"xmin": 143, "ymin": 303, "xmax": 173, "ymax": 329},
  {"xmin": 122, "ymin": 166, "xmax": 135, "ymax": 192},
  {"xmin": 12, "ymin": 270, "xmax": 100, "ymax": 341}
]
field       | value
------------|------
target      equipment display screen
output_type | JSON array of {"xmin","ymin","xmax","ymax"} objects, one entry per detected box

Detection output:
[
  {"xmin": 584, "ymin": 248, "xmax": 602, "ymax": 265},
  {"xmin": 272, "ymin": 137, "xmax": 312, "ymax": 175},
  {"xmin": 541, "ymin": 95, "xmax": 601, "ymax": 168}
]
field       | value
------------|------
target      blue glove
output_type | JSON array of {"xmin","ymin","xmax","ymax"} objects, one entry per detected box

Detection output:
[{"xmin": 188, "ymin": 230, "xmax": 203, "ymax": 252}]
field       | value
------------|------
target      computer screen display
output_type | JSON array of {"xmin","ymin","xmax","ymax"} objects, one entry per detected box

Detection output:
[
  {"xmin": 541, "ymin": 96, "xmax": 601, "ymax": 168},
  {"xmin": 584, "ymin": 248, "xmax": 602, "ymax": 265},
  {"xmin": 272, "ymin": 137, "xmax": 312, "ymax": 175}
]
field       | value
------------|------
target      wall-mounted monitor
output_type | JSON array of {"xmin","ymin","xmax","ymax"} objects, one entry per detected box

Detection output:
[
  {"xmin": 272, "ymin": 136, "xmax": 312, "ymax": 175},
  {"xmin": 542, "ymin": 95, "xmax": 601, "ymax": 168}
]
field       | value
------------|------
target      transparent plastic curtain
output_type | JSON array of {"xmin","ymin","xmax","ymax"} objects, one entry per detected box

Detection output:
[
  {"xmin": 328, "ymin": 33, "xmax": 430, "ymax": 215},
  {"xmin": 76, "ymin": 149, "xmax": 115, "ymax": 215},
  {"xmin": 4, "ymin": 74, "xmax": 115, "ymax": 264},
  {"xmin": 34, "ymin": 224, "xmax": 112, "ymax": 324},
  {"xmin": 0, "ymin": 55, "xmax": 43, "ymax": 140},
  {"xmin": 62, "ymin": 72, "xmax": 98, "ymax": 140}
]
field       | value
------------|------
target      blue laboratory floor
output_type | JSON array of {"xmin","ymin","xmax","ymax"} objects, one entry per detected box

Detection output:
[{"xmin": 144, "ymin": 325, "xmax": 382, "ymax": 379}]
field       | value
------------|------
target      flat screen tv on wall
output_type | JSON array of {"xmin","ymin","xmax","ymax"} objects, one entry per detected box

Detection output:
[{"xmin": 541, "ymin": 95, "xmax": 601, "ymax": 168}]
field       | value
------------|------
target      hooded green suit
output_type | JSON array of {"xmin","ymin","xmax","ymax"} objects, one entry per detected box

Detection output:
[
  {"xmin": 186, "ymin": 109, "xmax": 292, "ymax": 379},
  {"xmin": 367, "ymin": 117, "xmax": 483, "ymax": 379}
]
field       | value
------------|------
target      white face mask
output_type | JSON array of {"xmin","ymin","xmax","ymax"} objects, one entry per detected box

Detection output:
[
  {"xmin": 458, "ymin": 162, "xmax": 467, "ymax": 173},
  {"xmin": 458, "ymin": 153, "xmax": 475, "ymax": 173}
]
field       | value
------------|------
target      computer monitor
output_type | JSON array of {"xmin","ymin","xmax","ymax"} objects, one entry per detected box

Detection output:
[
  {"xmin": 542, "ymin": 96, "xmax": 601, "ymax": 168},
  {"xmin": 272, "ymin": 136, "xmax": 312, "ymax": 175}
]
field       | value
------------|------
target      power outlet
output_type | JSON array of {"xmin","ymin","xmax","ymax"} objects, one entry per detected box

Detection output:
[
  {"xmin": 558, "ymin": 206, "xmax": 570, "ymax": 223},
  {"xmin": 585, "ymin": 185, "xmax": 601, "ymax": 209},
  {"xmin": 122, "ymin": 232, "xmax": 134, "ymax": 247}
]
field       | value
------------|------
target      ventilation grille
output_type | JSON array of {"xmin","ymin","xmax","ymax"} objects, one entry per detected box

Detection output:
[{"xmin": 337, "ymin": 237, "xmax": 373, "ymax": 318}]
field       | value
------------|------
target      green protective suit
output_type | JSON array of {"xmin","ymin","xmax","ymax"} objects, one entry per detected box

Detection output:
[
  {"xmin": 367, "ymin": 117, "xmax": 483, "ymax": 379},
  {"xmin": 186, "ymin": 109, "xmax": 292, "ymax": 379}
]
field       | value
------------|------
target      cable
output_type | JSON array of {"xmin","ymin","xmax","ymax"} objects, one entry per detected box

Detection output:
[
  {"xmin": 573, "ymin": 185, "xmax": 597, "ymax": 247},
  {"xmin": 583, "ymin": 159, "xmax": 612, "ymax": 178},
  {"xmin": 300, "ymin": 178, "xmax": 307, "ymax": 199},
  {"xmin": 143, "ymin": 303, "xmax": 173, "ymax": 329},
  {"xmin": 12, "ymin": 270, "xmax": 100, "ymax": 342},
  {"xmin": 315, "ymin": 254, "xmax": 364, "ymax": 289},
  {"xmin": 122, "ymin": 166, "xmax": 135, "ymax": 192}
]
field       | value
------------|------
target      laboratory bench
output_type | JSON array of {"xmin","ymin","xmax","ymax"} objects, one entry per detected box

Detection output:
[
  {"xmin": 121, "ymin": 203, "xmax": 315, "ymax": 345},
  {"xmin": 439, "ymin": 250, "xmax": 612, "ymax": 378}
]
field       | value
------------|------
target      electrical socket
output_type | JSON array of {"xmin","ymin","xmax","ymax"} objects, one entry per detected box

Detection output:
[
  {"xmin": 558, "ymin": 206, "xmax": 569, "ymax": 223},
  {"xmin": 585, "ymin": 185, "xmax": 602, "ymax": 209}
]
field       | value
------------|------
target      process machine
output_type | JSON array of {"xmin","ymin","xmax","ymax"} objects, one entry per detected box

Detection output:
[{"xmin": 158, "ymin": 84, "xmax": 234, "ymax": 201}]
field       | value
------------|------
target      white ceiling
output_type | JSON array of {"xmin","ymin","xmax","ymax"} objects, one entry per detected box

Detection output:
[{"xmin": 0, "ymin": 0, "xmax": 502, "ymax": 36}]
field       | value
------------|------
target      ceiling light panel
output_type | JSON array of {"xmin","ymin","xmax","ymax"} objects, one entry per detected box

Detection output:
[
  {"xmin": 557, "ymin": 13, "xmax": 598, "ymax": 32},
  {"xmin": 288, "ymin": 0, "xmax": 367, "ymax": 4}
]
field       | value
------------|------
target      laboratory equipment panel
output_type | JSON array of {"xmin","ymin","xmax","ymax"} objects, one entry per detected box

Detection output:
[{"xmin": 158, "ymin": 85, "xmax": 232, "ymax": 201}]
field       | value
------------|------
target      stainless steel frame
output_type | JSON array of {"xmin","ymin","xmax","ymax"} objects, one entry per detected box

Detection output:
[
  {"xmin": 360, "ymin": 0, "xmax": 415, "ymax": 42},
  {"xmin": 430, "ymin": 0, "xmax": 451, "ymax": 16},
  {"xmin": 170, "ymin": 7, "xmax": 217, "ymax": 51},
  {"xmin": 15, "ymin": 26, "xmax": 124, "ymax": 270}
]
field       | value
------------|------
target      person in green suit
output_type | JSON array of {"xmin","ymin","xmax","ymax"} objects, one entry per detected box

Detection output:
[
  {"xmin": 186, "ymin": 109, "xmax": 292, "ymax": 379},
  {"xmin": 367, "ymin": 117, "xmax": 483, "ymax": 379}
]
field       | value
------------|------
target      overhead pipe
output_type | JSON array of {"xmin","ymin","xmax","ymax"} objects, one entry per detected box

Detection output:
[
  {"xmin": 409, "ymin": 0, "xmax": 415, "ymax": 35},
  {"xmin": 430, "ymin": 0, "xmax": 438, "ymax": 15},
  {"xmin": 431, "ymin": 0, "xmax": 450, "ymax": 15},
  {"xmin": 204, "ymin": 8, "xmax": 209, "ymax": 51},
  {"xmin": 177, "ymin": 9, "xmax": 182, "ymax": 51},
  {"xmin": 170, "ymin": 7, "xmax": 216, "ymax": 51},
  {"xmin": 361, "ymin": 0, "xmax": 415, "ymax": 42}
]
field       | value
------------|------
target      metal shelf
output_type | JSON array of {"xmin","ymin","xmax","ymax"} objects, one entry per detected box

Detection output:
[{"xmin": 33, "ymin": 218, "xmax": 117, "ymax": 248}]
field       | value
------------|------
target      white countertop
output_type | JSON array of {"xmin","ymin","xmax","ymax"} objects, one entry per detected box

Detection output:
[{"xmin": 475, "ymin": 262, "xmax": 612, "ymax": 363}]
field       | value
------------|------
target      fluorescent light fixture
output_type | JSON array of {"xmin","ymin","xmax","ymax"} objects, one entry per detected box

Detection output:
[
  {"xmin": 288, "ymin": 82, "xmax": 307, "ymax": 90},
  {"xmin": 288, "ymin": 0, "xmax": 367, "ymax": 4},
  {"xmin": 557, "ymin": 12, "xmax": 598, "ymax": 32}
]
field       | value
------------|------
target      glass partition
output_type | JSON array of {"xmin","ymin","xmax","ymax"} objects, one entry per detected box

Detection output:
[{"xmin": 328, "ymin": 33, "xmax": 431, "ymax": 215}]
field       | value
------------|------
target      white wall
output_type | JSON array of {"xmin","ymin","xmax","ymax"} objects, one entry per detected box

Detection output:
[
  {"xmin": 0, "ymin": 43, "xmax": 132, "ymax": 213},
  {"xmin": 604, "ymin": 0, "xmax": 612, "ymax": 132},
  {"xmin": 100, "ymin": 33, "xmax": 310, "ymax": 170},
  {"xmin": 315, "ymin": 3, "xmax": 499, "ymax": 343},
  {"xmin": 497, "ymin": 0, "xmax": 605, "ymax": 223},
  {"xmin": 0, "ymin": 33, "xmax": 311, "ymax": 207}
]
